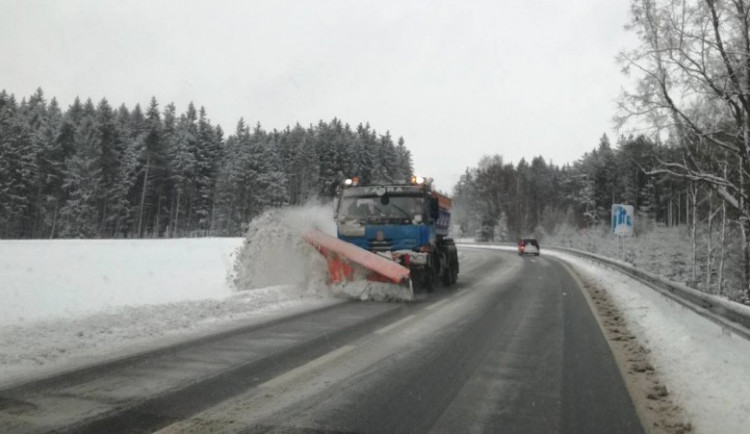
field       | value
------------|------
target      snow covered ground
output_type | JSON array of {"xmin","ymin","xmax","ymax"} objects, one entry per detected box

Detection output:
[
  {"xmin": 0, "ymin": 204, "xmax": 410, "ymax": 387},
  {"xmin": 1, "ymin": 238, "xmax": 243, "ymax": 324},
  {"xmin": 3, "ymin": 230, "xmax": 748, "ymax": 432},
  {"xmin": 0, "ymin": 235, "xmax": 341, "ymax": 387},
  {"xmin": 461, "ymin": 243, "xmax": 750, "ymax": 434},
  {"xmin": 558, "ymin": 251, "xmax": 750, "ymax": 434}
]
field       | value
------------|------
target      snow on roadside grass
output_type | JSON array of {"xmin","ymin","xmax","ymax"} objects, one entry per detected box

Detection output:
[
  {"xmin": 548, "ymin": 250, "xmax": 750, "ymax": 434},
  {"xmin": 543, "ymin": 225, "xmax": 746, "ymax": 302},
  {"xmin": 0, "ymin": 237, "xmax": 244, "ymax": 324},
  {"xmin": 0, "ymin": 215, "xmax": 343, "ymax": 386},
  {"xmin": 0, "ymin": 284, "xmax": 340, "ymax": 386},
  {"xmin": 0, "ymin": 202, "xmax": 426, "ymax": 385}
]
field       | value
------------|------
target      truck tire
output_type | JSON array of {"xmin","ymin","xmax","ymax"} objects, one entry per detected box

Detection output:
[
  {"xmin": 425, "ymin": 276, "xmax": 435, "ymax": 293},
  {"xmin": 442, "ymin": 264, "xmax": 452, "ymax": 286},
  {"xmin": 412, "ymin": 266, "xmax": 436, "ymax": 293},
  {"xmin": 438, "ymin": 239, "xmax": 458, "ymax": 287},
  {"xmin": 427, "ymin": 252, "xmax": 440, "ymax": 292}
]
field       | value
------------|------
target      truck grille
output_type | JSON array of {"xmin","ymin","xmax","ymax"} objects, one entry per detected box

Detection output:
[{"xmin": 369, "ymin": 240, "xmax": 393, "ymax": 252}]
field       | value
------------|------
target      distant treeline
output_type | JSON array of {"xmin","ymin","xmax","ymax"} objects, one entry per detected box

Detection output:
[
  {"xmin": 454, "ymin": 133, "xmax": 746, "ymax": 300},
  {"xmin": 453, "ymin": 134, "xmax": 697, "ymax": 240},
  {"xmin": 0, "ymin": 88, "xmax": 413, "ymax": 238}
]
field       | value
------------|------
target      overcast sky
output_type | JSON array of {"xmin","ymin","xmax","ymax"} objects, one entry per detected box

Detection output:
[{"xmin": 1, "ymin": 0, "xmax": 638, "ymax": 192}]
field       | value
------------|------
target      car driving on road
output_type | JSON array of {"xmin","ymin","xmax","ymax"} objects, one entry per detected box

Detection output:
[{"xmin": 518, "ymin": 238, "xmax": 540, "ymax": 256}]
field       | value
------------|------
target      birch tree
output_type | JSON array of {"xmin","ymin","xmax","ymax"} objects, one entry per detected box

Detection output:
[{"xmin": 619, "ymin": 0, "xmax": 750, "ymax": 298}]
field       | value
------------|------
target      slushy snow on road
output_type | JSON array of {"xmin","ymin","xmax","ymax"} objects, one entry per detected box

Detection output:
[{"xmin": 553, "ymin": 251, "xmax": 750, "ymax": 434}]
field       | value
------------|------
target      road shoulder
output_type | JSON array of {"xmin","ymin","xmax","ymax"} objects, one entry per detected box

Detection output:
[{"xmin": 559, "ymin": 260, "xmax": 693, "ymax": 434}]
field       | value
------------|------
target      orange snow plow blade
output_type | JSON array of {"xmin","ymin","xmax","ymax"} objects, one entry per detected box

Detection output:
[{"xmin": 303, "ymin": 229, "xmax": 411, "ymax": 288}]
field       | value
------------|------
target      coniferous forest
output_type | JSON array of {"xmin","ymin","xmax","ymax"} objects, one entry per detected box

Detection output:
[{"xmin": 0, "ymin": 88, "xmax": 413, "ymax": 238}]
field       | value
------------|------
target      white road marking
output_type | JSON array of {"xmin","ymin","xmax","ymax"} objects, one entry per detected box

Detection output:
[
  {"xmin": 374, "ymin": 315, "xmax": 417, "ymax": 335},
  {"xmin": 258, "ymin": 345, "xmax": 356, "ymax": 389}
]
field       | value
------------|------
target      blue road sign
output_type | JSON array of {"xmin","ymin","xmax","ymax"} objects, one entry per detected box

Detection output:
[{"xmin": 612, "ymin": 204, "xmax": 634, "ymax": 236}]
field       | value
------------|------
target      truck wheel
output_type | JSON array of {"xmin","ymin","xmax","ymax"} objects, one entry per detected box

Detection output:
[
  {"xmin": 450, "ymin": 260, "xmax": 458, "ymax": 284},
  {"xmin": 442, "ymin": 266, "xmax": 452, "ymax": 286},
  {"xmin": 442, "ymin": 259, "xmax": 458, "ymax": 286},
  {"xmin": 411, "ymin": 270, "xmax": 424, "ymax": 293},
  {"xmin": 439, "ymin": 251, "xmax": 450, "ymax": 286},
  {"xmin": 426, "ymin": 255, "xmax": 439, "ymax": 293},
  {"xmin": 424, "ymin": 269, "xmax": 436, "ymax": 293}
]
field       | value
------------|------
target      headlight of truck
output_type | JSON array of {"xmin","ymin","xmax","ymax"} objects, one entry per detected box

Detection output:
[{"xmin": 338, "ymin": 222, "xmax": 366, "ymax": 237}]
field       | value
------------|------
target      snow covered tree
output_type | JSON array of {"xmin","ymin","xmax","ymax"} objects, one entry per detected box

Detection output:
[
  {"xmin": 192, "ymin": 106, "xmax": 222, "ymax": 234},
  {"xmin": 95, "ymin": 98, "xmax": 129, "ymax": 237},
  {"xmin": 495, "ymin": 211, "xmax": 510, "ymax": 242},
  {"xmin": 619, "ymin": 0, "xmax": 750, "ymax": 298},
  {"xmin": 0, "ymin": 89, "xmax": 416, "ymax": 238},
  {"xmin": 59, "ymin": 107, "xmax": 102, "ymax": 238},
  {"xmin": 135, "ymin": 97, "xmax": 169, "ymax": 237},
  {"xmin": 164, "ymin": 103, "xmax": 196, "ymax": 237},
  {"xmin": 260, "ymin": 134, "xmax": 288, "ymax": 208},
  {"xmin": 394, "ymin": 136, "xmax": 414, "ymax": 180}
]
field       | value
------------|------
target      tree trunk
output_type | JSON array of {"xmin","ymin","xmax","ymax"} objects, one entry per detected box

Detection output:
[
  {"xmin": 690, "ymin": 183, "xmax": 697, "ymax": 283},
  {"xmin": 174, "ymin": 188, "xmax": 182, "ymax": 238},
  {"xmin": 99, "ymin": 201, "xmax": 109, "ymax": 238},
  {"xmin": 154, "ymin": 195, "xmax": 162, "ymax": 238},
  {"xmin": 186, "ymin": 186, "xmax": 194, "ymax": 235},
  {"xmin": 49, "ymin": 200, "xmax": 59, "ymax": 239},
  {"xmin": 719, "ymin": 197, "xmax": 727, "ymax": 296},
  {"xmin": 209, "ymin": 186, "xmax": 219, "ymax": 236},
  {"xmin": 33, "ymin": 184, "xmax": 43, "ymax": 238},
  {"xmin": 667, "ymin": 185, "xmax": 672, "ymax": 227},
  {"xmin": 740, "ymin": 151, "xmax": 750, "ymax": 300},
  {"xmin": 137, "ymin": 154, "xmax": 151, "ymax": 238},
  {"xmin": 706, "ymin": 190, "xmax": 715, "ymax": 292}
]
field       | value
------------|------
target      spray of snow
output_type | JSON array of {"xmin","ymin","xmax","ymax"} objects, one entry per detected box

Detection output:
[
  {"xmin": 230, "ymin": 202, "xmax": 413, "ymax": 301},
  {"xmin": 230, "ymin": 202, "xmax": 334, "ymax": 293}
]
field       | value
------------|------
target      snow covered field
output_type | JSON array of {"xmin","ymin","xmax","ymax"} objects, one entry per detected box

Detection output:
[
  {"xmin": 1, "ymin": 238, "xmax": 243, "ymax": 324},
  {"xmin": 3, "ymin": 233, "xmax": 749, "ymax": 432},
  {"xmin": 0, "ymin": 236, "xmax": 341, "ymax": 386}
]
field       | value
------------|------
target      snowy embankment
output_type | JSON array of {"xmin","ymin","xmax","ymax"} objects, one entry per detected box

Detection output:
[
  {"xmin": 461, "ymin": 243, "xmax": 750, "ymax": 434},
  {"xmin": 557, "ymin": 251, "xmax": 750, "ymax": 434},
  {"xmin": 1, "ymin": 238, "xmax": 242, "ymax": 323},
  {"xmin": 0, "ymin": 205, "xmax": 345, "ymax": 387}
]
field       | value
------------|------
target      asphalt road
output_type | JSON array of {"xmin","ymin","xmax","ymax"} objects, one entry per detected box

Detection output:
[{"xmin": 0, "ymin": 247, "xmax": 642, "ymax": 434}]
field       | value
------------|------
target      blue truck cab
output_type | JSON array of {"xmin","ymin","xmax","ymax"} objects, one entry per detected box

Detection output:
[{"xmin": 334, "ymin": 177, "xmax": 458, "ymax": 292}]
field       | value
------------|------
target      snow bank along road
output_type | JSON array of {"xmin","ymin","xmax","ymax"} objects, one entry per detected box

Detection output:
[{"xmin": 0, "ymin": 248, "xmax": 642, "ymax": 433}]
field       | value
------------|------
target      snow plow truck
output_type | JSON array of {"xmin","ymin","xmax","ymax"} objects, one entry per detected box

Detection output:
[{"xmin": 304, "ymin": 175, "xmax": 459, "ymax": 299}]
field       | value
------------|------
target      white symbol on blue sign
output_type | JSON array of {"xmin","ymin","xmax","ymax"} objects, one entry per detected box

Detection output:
[{"xmin": 612, "ymin": 204, "xmax": 634, "ymax": 236}]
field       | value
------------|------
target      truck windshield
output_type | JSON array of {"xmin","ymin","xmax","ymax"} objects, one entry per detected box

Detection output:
[{"xmin": 339, "ymin": 196, "xmax": 423, "ymax": 224}]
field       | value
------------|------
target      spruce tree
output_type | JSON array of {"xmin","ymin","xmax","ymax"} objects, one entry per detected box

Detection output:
[{"xmin": 59, "ymin": 109, "xmax": 102, "ymax": 237}]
